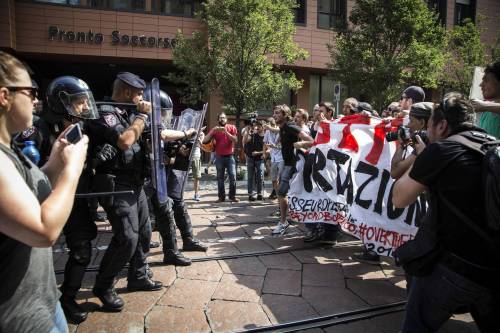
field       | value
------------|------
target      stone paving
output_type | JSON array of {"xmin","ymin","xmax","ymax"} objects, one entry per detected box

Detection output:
[{"xmin": 52, "ymin": 168, "xmax": 480, "ymax": 333}]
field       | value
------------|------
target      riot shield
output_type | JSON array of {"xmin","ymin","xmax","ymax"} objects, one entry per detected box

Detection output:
[
  {"xmin": 167, "ymin": 103, "xmax": 208, "ymax": 200},
  {"xmin": 150, "ymin": 78, "xmax": 168, "ymax": 204}
]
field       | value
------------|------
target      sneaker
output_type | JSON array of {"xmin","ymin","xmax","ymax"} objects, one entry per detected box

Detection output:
[
  {"xmin": 249, "ymin": 195, "xmax": 256, "ymax": 202},
  {"xmin": 256, "ymin": 194, "xmax": 263, "ymax": 201},
  {"xmin": 193, "ymin": 194, "xmax": 200, "ymax": 201},
  {"xmin": 268, "ymin": 191, "xmax": 277, "ymax": 200},
  {"xmin": 229, "ymin": 197, "xmax": 240, "ymax": 202},
  {"xmin": 215, "ymin": 198, "xmax": 225, "ymax": 203},
  {"xmin": 204, "ymin": 167, "xmax": 209, "ymax": 175},
  {"xmin": 352, "ymin": 251, "xmax": 380, "ymax": 265},
  {"xmin": 272, "ymin": 222, "xmax": 289, "ymax": 235}
]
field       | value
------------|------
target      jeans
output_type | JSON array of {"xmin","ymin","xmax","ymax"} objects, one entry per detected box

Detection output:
[
  {"xmin": 49, "ymin": 302, "xmax": 69, "ymax": 333},
  {"xmin": 402, "ymin": 263, "xmax": 499, "ymax": 333},
  {"xmin": 215, "ymin": 155, "xmax": 236, "ymax": 200},
  {"xmin": 247, "ymin": 158, "xmax": 264, "ymax": 195}
]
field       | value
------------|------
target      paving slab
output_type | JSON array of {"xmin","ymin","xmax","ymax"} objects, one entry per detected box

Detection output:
[
  {"xmin": 438, "ymin": 313, "xmax": 480, "ymax": 333},
  {"xmin": 76, "ymin": 311, "xmax": 144, "ymax": 333},
  {"xmin": 118, "ymin": 288, "xmax": 166, "ymax": 315},
  {"xmin": 258, "ymin": 253, "xmax": 302, "ymax": 270},
  {"xmin": 241, "ymin": 224, "xmax": 274, "ymax": 237},
  {"xmin": 262, "ymin": 269, "xmax": 302, "ymax": 296},
  {"xmin": 150, "ymin": 265, "xmax": 177, "ymax": 287},
  {"xmin": 146, "ymin": 306, "xmax": 211, "ymax": 333},
  {"xmin": 193, "ymin": 226, "xmax": 221, "ymax": 241},
  {"xmin": 263, "ymin": 235, "xmax": 308, "ymax": 250},
  {"xmin": 261, "ymin": 294, "xmax": 318, "ymax": 324},
  {"xmin": 302, "ymin": 286, "xmax": 368, "ymax": 316},
  {"xmin": 324, "ymin": 319, "xmax": 386, "ymax": 333},
  {"xmin": 206, "ymin": 300, "xmax": 271, "ymax": 333},
  {"xmin": 215, "ymin": 225, "xmax": 249, "ymax": 238},
  {"xmin": 233, "ymin": 238, "xmax": 275, "ymax": 252},
  {"xmin": 218, "ymin": 257, "xmax": 267, "ymax": 276},
  {"xmin": 205, "ymin": 242, "xmax": 241, "ymax": 256},
  {"xmin": 176, "ymin": 260, "xmax": 223, "ymax": 281},
  {"xmin": 346, "ymin": 279, "xmax": 407, "ymax": 305},
  {"xmin": 341, "ymin": 260, "xmax": 387, "ymax": 280},
  {"xmin": 212, "ymin": 273, "xmax": 264, "ymax": 302},
  {"xmin": 302, "ymin": 263, "xmax": 345, "ymax": 287},
  {"xmin": 292, "ymin": 248, "xmax": 343, "ymax": 264},
  {"xmin": 158, "ymin": 278, "xmax": 218, "ymax": 309}
]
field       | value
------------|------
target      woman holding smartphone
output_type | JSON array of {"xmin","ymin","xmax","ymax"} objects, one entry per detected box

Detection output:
[{"xmin": 0, "ymin": 51, "xmax": 88, "ymax": 332}]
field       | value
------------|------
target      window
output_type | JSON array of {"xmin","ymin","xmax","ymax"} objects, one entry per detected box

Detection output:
[
  {"xmin": 454, "ymin": 0, "xmax": 476, "ymax": 25},
  {"xmin": 90, "ymin": 0, "xmax": 145, "ymax": 11},
  {"xmin": 309, "ymin": 74, "xmax": 335, "ymax": 113},
  {"xmin": 153, "ymin": 0, "xmax": 202, "ymax": 17},
  {"xmin": 426, "ymin": 0, "xmax": 447, "ymax": 25},
  {"xmin": 294, "ymin": 0, "xmax": 306, "ymax": 25},
  {"xmin": 317, "ymin": 0, "xmax": 346, "ymax": 30},
  {"xmin": 34, "ymin": 0, "xmax": 81, "ymax": 4}
]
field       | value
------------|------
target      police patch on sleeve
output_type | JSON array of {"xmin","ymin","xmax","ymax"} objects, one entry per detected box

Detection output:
[
  {"xmin": 21, "ymin": 126, "xmax": 36, "ymax": 138},
  {"xmin": 104, "ymin": 114, "xmax": 118, "ymax": 127}
]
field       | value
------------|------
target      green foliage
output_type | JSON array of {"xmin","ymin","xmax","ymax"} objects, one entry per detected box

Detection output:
[
  {"xmin": 328, "ymin": 0, "xmax": 447, "ymax": 109},
  {"xmin": 442, "ymin": 18, "xmax": 486, "ymax": 95},
  {"xmin": 169, "ymin": 0, "xmax": 308, "ymax": 117}
]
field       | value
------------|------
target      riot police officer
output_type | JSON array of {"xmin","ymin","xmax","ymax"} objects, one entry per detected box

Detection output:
[
  {"xmin": 16, "ymin": 76, "xmax": 101, "ymax": 323},
  {"xmin": 143, "ymin": 89, "xmax": 206, "ymax": 266},
  {"xmin": 87, "ymin": 72, "xmax": 162, "ymax": 312}
]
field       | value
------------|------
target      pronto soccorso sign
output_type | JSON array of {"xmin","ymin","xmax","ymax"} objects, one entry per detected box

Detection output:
[{"xmin": 48, "ymin": 26, "xmax": 176, "ymax": 49}]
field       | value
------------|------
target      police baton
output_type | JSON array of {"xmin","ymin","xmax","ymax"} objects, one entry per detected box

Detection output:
[{"xmin": 75, "ymin": 190, "xmax": 134, "ymax": 199}]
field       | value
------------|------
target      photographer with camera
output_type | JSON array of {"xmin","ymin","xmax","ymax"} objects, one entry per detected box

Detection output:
[
  {"xmin": 390, "ymin": 102, "xmax": 433, "ymax": 180},
  {"xmin": 393, "ymin": 94, "xmax": 500, "ymax": 333}
]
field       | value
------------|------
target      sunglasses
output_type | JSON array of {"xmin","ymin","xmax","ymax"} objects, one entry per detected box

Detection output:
[{"xmin": 6, "ymin": 86, "xmax": 38, "ymax": 100}]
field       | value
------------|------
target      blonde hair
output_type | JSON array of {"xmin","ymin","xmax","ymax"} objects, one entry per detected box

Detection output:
[
  {"xmin": 273, "ymin": 104, "xmax": 292, "ymax": 121},
  {"xmin": 0, "ymin": 51, "xmax": 28, "ymax": 87}
]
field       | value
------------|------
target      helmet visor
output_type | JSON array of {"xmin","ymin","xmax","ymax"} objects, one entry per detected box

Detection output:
[{"xmin": 59, "ymin": 91, "xmax": 99, "ymax": 119}]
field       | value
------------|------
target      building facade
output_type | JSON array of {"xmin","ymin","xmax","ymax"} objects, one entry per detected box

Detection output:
[{"xmin": 1, "ymin": 0, "xmax": 499, "ymax": 128}]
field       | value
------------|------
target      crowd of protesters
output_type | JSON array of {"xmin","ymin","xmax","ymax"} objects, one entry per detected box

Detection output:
[{"xmin": 1, "ymin": 47, "xmax": 499, "ymax": 333}]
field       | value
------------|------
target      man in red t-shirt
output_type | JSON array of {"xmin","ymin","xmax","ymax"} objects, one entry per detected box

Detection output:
[{"xmin": 203, "ymin": 112, "xmax": 239, "ymax": 202}]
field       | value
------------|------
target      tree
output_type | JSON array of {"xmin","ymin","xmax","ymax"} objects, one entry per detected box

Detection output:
[
  {"xmin": 328, "ymin": 0, "xmax": 447, "ymax": 110},
  {"xmin": 169, "ymin": 0, "xmax": 308, "ymax": 135},
  {"xmin": 441, "ymin": 18, "xmax": 486, "ymax": 95}
]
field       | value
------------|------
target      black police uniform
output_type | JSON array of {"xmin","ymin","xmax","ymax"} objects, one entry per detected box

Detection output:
[{"xmin": 87, "ymin": 73, "xmax": 158, "ymax": 298}]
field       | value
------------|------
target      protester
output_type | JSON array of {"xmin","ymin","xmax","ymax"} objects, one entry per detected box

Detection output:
[
  {"xmin": 393, "ymin": 95, "xmax": 500, "ymax": 333},
  {"xmin": 243, "ymin": 119, "xmax": 266, "ymax": 201},
  {"xmin": 272, "ymin": 104, "xmax": 313, "ymax": 235},
  {"xmin": 191, "ymin": 131, "xmax": 204, "ymax": 201},
  {"xmin": 472, "ymin": 60, "xmax": 500, "ymax": 138},
  {"xmin": 203, "ymin": 112, "xmax": 239, "ymax": 202},
  {"xmin": 263, "ymin": 117, "xmax": 283, "ymax": 200},
  {"xmin": 341, "ymin": 97, "xmax": 358, "ymax": 116},
  {"xmin": 400, "ymin": 86, "xmax": 425, "ymax": 114},
  {"xmin": 0, "ymin": 51, "xmax": 88, "ymax": 332}
]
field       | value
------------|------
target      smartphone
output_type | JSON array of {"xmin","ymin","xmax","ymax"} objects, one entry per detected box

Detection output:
[{"xmin": 65, "ymin": 123, "xmax": 83, "ymax": 144}]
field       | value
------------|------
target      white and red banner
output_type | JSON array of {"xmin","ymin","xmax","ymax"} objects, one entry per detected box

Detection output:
[{"xmin": 288, "ymin": 115, "xmax": 426, "ymax": 257}]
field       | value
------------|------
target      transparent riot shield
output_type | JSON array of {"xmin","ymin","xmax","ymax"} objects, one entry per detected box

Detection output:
[
  {"xmin": 150, "ymin": 78, "xmax": 168, "ymax": 203},
  {"xmin": 167, "ymin": 103, "xmax": 208, "ymax": 200}
]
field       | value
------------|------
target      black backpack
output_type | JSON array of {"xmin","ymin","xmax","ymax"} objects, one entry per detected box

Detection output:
[{"xmin": 447, "ymin": 131, "xmax": 500, "ymax": 231}]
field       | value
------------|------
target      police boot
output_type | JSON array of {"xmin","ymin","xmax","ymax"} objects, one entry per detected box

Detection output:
[
  {"xmin": 182, "ymin": 237, "xmax": 208, "ymax": 252},
  {"xmin": 92, "ymin": 286, "xmax": 124, "ymax": 312},
  {"xmin": 60, "ymin": 294, "xmax": 88, "ymax": 324},
  {"xmin": 163, "ymin": 250, "xmax": 192, "ymax": 266}
]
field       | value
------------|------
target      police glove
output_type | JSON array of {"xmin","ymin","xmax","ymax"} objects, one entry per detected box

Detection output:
[{"xmin": 95, "ymin": 144, "xmax": 118, "ymax": 163}]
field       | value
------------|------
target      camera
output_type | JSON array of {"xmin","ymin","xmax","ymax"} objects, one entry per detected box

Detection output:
[
  {"xmin": 386, "ymin": 126, "xmax": 411, "ymax": 142},
  {"xmin": 249, "ymin": 112, "xmax": 258, "ymax": 125},
  {"xmin": 413, "ymin": 130, "xmax": 429, "ymax": 145}
]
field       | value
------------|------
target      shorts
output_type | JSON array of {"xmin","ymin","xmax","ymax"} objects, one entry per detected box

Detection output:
[
  {"xmin": 277, "ymin": 165, "xmax": 296, "ymax": 197},
  {"xmin": 270, "ymin": 161, "xmax": 284, "ymax": 181},
  {"xmin": 191, "ymin": 157, "xmax": 202, "ymax": 179}
]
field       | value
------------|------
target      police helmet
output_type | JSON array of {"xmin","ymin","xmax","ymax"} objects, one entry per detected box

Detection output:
[
  {"xmin": 143, "ymin": 85, "xmax": 173, "ymax": 110},
  {"xmin": 46, "ymin": 76, "xmax": 99, "ymax": 121}
]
